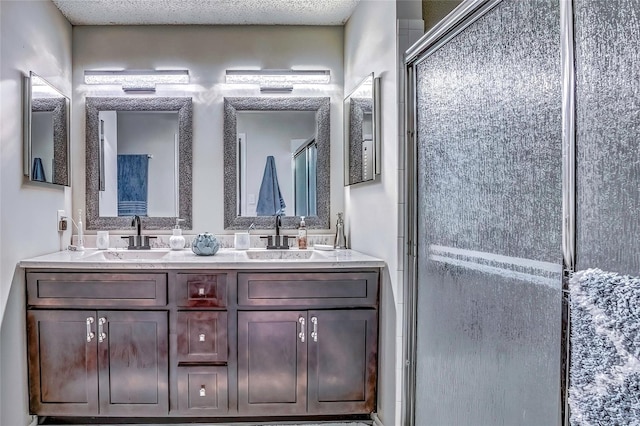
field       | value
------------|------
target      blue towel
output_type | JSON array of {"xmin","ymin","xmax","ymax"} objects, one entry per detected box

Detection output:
[
  {"xmin": 117, "ymin": 154, "xmax": 148, "ymax": 216},
  {"xmin": 256, "ymin": 155, "xmax": 286, "ymax": 216},
  {"xmin": 32, "ymin": 157, "xmax": 46, "ymax": 182}
]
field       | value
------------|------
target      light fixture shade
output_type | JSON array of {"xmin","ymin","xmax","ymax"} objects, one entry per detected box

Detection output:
[
  {"xmin": 225, "ymin": 69, "xmax": 330, "ymax": 90},
  {"xmin": 84, "ymin": 70, "xmax": 189, "ymax": 91}
]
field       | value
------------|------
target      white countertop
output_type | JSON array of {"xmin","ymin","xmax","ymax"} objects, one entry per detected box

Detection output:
[{"xmin": 20, "ymin": 248, "xmax": 385, "ymax": 270}]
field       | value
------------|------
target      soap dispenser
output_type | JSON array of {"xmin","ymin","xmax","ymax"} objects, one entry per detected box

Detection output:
[
  {"xmin": 297, "ymin": 216, "xmax": 308, "ymax": 250},
  {"xmin": 334, "ymin": 212, "xmax": 347, "ymax": 249},
  {"xmin": 169, "ymin": 218, "xmax": 186, "ymax": 250}
]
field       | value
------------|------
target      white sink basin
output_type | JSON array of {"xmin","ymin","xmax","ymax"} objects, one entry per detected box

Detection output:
[
  {"xmin": 84, "ymin": 250, "xmax": 170, "ymax": 261},
  {"xmin": 244, "ymin": 249, "xmax": 324, "ymax": 260}
]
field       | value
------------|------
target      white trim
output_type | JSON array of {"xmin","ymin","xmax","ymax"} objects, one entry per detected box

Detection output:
[{"xmin": 371, "ymin": 412, "xmax": 385, "ymax": 426}]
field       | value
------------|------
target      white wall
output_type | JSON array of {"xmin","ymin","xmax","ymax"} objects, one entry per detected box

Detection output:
[
  {"xmin": 398, "ymin": 0, "xmax": 423, "ymax": 19},
  {"xmin": 72, "ymin": 25, "xmax": 344, "ymax": 234},
  {"xmin": 0, "ymin": 1, "xmax": 73, "ymax": 424},
  {"xmin": 345, "ymin": 2, "xmax": 399, "ymax": 425},
  {"xmin": 344, "ymin": 1, "xmax": 422, "ymax": 425}
]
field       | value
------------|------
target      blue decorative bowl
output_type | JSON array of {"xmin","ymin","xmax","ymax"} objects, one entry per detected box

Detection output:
[{"xmin": 191, "ymin": 232, "xmax": 220, "ymax": 256}]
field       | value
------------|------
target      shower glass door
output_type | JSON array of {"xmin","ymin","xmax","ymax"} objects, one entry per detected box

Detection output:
[
  {"xmin": 574, "ymin": 0, "xmax": 640, "ymax": 275},
  {"xmin": 408, "ymin": 0, "xmax": 564, "ymax": 424}
]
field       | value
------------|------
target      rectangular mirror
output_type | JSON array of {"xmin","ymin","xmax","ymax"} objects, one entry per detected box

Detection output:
[
  {"xmin": 344, "ymin": 73, "xmax": 381, "ymax": 185},
  {"xmin": 85, "ymin": 97, "xmax": 193, "ymax": 230},
  {"xmin": 224, "ymin": 97, "xmax": 330, "ymax": 229},
  {"xmin": 23, "ymin": 72, "xmax": 70, "ymax": 186}
]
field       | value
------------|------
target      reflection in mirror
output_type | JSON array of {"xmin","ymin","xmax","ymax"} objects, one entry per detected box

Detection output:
[
  {"xmin": 98, "ymin": 111, "xmax": 179, "ymax": 218},
  {"xmin": 344, "ymin": 74, "xmax": 381, "ymax": 185},
  {"xmin": 85, "ymin": 97, "xmax": 192, "ymax": 230},
  {"xmin": 224, "ymin": 97, "xmax": 330, "ymax": 230},
  {"xmin": 236, "ymin": 111, "xmax": 316, "ymax": 217},
  {"xmin": 23, "ymin": 72, "xmax": 70, "ymax": 186}
]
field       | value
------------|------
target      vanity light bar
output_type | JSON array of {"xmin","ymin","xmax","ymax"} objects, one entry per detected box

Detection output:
[
  {"xmin": 225, "ymin": 69, "xmax": 330, "ymax": 91},
  {"xmin": 84, "ymin": 70, "xmax": 190, "ymax": 91}
]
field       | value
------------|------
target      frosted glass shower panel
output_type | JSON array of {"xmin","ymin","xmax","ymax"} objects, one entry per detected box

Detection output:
[
  {"xmin": 574, "ymin": 0, "xmax": 640, "ymax": 275},
  {"xmin": 414, "ymin": 0, "xmax": 563, "ymax": 424}
]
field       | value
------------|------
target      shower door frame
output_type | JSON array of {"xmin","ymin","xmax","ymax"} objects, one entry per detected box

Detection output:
[{"xmin": 402, "ymin": 0, "xmax": 577, "ymax": 425}]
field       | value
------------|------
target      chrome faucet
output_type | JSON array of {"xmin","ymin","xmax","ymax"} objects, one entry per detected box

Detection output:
[
  {"xmin": 132, "ymin": 215, "xmax": 142, "ymax": 242},
  {"xmin": 121, "ymin": 215, "xmax": 156, "ymax": 249},
  {"xmin": 275, "ymin": 214, "xmax": 282, "ymax": 239},
  {"xmin": 261, "ymin": 214, "xmax": 293, "ymax": 249}
]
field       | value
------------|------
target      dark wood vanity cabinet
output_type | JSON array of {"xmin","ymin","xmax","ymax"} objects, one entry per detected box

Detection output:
[
  {"xmin": 307, "ymin": 309, "xmax": 378, "ymax": 414},
  {"xmin": 26, "ymin": 268, "xmax": 379, "ymax": 422},
  {"xmin": 238, "ymin": 309, "xmax": 377, "ymax": 415},
  {"xmin": 27, "ymin": 310, "xmax": 99, "ymax": 416},
  {"xmin": 237, "ymin": 271, "xmax": 378, "ymax": 416},
  {"xmin": 173, "ymin": 272, "xmax": 230, "ymax": 416},
  {"xmin": 26, "ymin": 274, "xmax": 169, "ymax": 417}
]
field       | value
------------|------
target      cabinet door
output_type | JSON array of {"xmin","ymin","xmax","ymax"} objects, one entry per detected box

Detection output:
[
  {"xmin": 238, "ymin": 311, "xmax": 307, "ymax": 415},
  {"xmin": 307, "ymin": 309, "xmax": 378, "ymax": 414},
  {"xmin": 27, "ymin": 310, "xmax": 98, "ymax": 415},
  {"xmin": 97, "ymin": 311, "xmax": 168, "ymax": 416}
]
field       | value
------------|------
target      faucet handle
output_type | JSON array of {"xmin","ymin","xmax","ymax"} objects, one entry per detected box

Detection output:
[
  {"xmin": 121, "ymin": 236, "xmax": 134, "ymax": 248},
  {"xmin": 143, "ymin": 236, "xmax": 157, "ymax": 249},
  {"xmin": 260, "ymin": 235, "xmax": 274, "ymax": 248},
  {"xmin": 283, "ymin": 236, "xmax": 296, "ymax": 249}
]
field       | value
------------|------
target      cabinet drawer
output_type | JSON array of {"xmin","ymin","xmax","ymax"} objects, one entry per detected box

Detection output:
[
  {"xmin": 238, "ymin": 271, "xmax": 378, "ymax": 307},
  {"xmin": 177, "ymin": 311, "xmax": 228, "ymax": 363},
  {"xmin": 177, "ymin": 366, "xmax": 228, "ymax": 414},
  {"xmin": 176, "ymin": 274, "xmax": 227, "ymax": 308},
  {"xmin": 27, "ymin": 272, "xmax": 167, "ymax": 307}
]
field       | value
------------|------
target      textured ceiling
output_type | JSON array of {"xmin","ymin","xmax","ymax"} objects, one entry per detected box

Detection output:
[{"xmin": 51, "ymin": 0, "xmax": 360, "ymax": 25}]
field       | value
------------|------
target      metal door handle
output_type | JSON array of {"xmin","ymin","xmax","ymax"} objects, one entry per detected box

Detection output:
[
  {"xmin": 311, "ymin": 316, "xmax": 318, "ymax": 342},
  {"xmin": 98, "ymin": 317, "xmax": 107, "ymax": 343},
  {"xmin": 86, "ymin": 317, "xmax": 95, "ymax": 342},
  {"xmin": 298, "ymin": 317, "xmax": 305, "ymax": 343}
]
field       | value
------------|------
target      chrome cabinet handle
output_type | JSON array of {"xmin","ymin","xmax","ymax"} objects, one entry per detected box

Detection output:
[
  {"xmin": 311, "ymin": 316, "xmax": 318, "ymax": 342},
  {"xmin": 298, "ymin": 317, "xmax": 305, "ymax": 343},
  {"xmin": 98, "ymin": 317, "xmax": 107, "ymax": 343},
  {"xmin": 86, "ymin": 317, "xmax": 95, "ymax": 342}
]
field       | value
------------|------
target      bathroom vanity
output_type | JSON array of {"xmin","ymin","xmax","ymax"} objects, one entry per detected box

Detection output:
[{"xmin": 21, "ymin": 248, "xmax": 383, "ymax": 424}]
